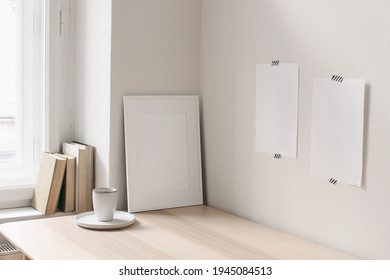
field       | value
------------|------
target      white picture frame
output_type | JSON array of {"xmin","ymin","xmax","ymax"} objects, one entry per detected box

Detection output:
[{"xmin": 123, "ymin": 95, "xmax": 203, "ymax": 212}]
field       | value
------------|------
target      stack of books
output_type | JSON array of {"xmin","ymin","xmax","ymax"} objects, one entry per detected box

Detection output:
[
  {"xmin": 31, "ymin": 142, "xmax": 94, "ymax": 215},
  {"xmin": 62, "ymin": 141, "xmax": 94, "ymax": 213}
]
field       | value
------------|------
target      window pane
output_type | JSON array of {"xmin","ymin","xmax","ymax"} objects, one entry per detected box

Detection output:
[
  {"xmin": 0, "ymin": 0, "xmax": 43, "ymax": 187},
  {"xmin": 0, "ymin": 0, "xmax": 17, "ymax": 162}
]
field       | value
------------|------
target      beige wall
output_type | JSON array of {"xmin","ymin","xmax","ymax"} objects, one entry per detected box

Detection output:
[
  {"xmin": 200, "ymin": 0, "xmax": 390, "ymax": 259},
  {"xmin": 73, "ymin": 0, "xmax": 112, "ymax": 188},
  {"xmin": 110, "ymin": 0, "xmax": 202, "ymax": 209},
  {"xmin": 73, "ymin": 0, "xmax": 390, "ymax": 259}
]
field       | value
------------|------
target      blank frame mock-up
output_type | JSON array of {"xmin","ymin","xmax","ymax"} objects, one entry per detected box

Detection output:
[
  {"xmin": 123, "ymin": 96, "xmax": 203, "ymax": 212},
  {"xmin": 310, "ymin": 77, "xmax": 365, "ymax": 187},
  {"xmin": 256, "ymin": 62, "xmax": 299, "ymax": 158}
]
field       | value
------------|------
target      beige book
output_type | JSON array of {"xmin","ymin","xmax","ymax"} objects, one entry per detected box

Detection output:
[
  {"xmin": 56, "ymin": 154, "xmax": 76, "ymax": 213},
  {"xmin": 32, "ymin": 152, "xmax": 67, "ymax": 215},
  {"xmin": 62, "ymin": 142, "xmax": 94, "ymax": 213},
  {"xmin": 63, "ymin": 142, "xmax": 87, "ymax": 213},
  {"xmin": 70, "ymin": 142, "xmax": 94, "ymax": 212}
]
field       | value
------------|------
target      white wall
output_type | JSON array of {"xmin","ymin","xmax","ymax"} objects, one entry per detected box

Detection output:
[
  {"xmin": 200, "ymin": 0, "xmax": 390, "ymax": 259},
  {"xmin": 46, "ymin": 0, "xmax": 74, "ymax": 152},
  {"xmin": 70, "ymin": 0, "xmax": 390, "ymax": 259},
  {"xmin": 73, "ymin": 0, "xmax": 112, "ymax": 188},
  {"xmin": 110, "ymin": 0, "xmax": 202, "ymax": 210}
]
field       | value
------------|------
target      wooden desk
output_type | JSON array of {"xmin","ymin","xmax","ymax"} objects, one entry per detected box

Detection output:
[{"xmin": 0, "ymin": 205, "xmax": 355, "ymax": 260}]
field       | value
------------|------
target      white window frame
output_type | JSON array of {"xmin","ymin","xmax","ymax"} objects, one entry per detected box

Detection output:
[
  {"xmin": 0, "ymin": 0, "xmax": 43, "ymax": 186},
  {"xmin": 0, "ymin": 0, "xmax": 44, "ymax": 209},
  {"xmin": 0, "ymin": 0, "xmax": 73, "ymax": 210}
]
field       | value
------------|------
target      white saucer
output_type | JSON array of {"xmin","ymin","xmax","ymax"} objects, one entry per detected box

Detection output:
[{"xmin": 75, "ymin": 211, "xmax": 136, "ymax": 230}]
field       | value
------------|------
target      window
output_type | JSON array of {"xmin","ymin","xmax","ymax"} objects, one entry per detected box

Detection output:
[
  {"xmin": 0, "ymin": 0, "xmax": 44, "ymax": 191},
  {"xmin": 0, "ymin": 0, "xmax": 73, "ymax": 210},
  {"xmin": 0, "ymin": 1, "xmax": 16, "ymax": 163}
]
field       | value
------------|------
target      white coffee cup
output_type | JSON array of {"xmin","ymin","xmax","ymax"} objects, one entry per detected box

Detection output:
[{"xmin": 92, "ymin": 187, "xmax": 118, "ymax": 222}]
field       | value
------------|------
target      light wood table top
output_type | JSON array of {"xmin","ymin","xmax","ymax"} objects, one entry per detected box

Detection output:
[{"xmin": 0, "ymin": 205, "xmax": 355, "ymax": 260}]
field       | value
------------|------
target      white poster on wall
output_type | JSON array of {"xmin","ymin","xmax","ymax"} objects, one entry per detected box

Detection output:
[
  {"xmin": 255, "ymin": 62, "xmax": 299, "ymax": 158},
  {"xmin": 310, "ymin": 77, "xmax": 365, "ymax": 187}
]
